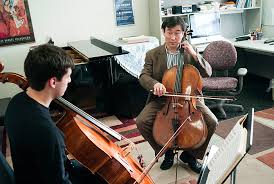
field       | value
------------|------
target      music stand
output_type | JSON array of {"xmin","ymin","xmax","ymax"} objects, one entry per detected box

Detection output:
[{"xmin": 198, "ymin": 108, "xmax": 254, "ymax": 184}]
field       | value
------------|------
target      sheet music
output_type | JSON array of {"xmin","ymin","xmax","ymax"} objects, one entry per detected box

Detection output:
[
  {"xmin": 206, "ymin": 145, "xmax": 219, "ymax": 164},
  {"xmin": 198, "ymin": 145, "xmax": 219, "ymax": 184},
  {"xmin": 206, "ymin": 117, "xmax": 247, "ymax": 184}
]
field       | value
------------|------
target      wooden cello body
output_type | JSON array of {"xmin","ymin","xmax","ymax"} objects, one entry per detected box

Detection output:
[
  {"xmin": 153, "ymin": 64, "xmax": 208, "ymax": 150},
  {"xmin": 0, "ymin": 63, "xmax": 154, "ymax": 184}
]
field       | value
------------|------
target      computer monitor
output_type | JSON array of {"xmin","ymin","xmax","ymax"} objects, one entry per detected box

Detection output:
[{"xmin": 189, "ymin": 12, "xmax": 221, "ymax": 38}]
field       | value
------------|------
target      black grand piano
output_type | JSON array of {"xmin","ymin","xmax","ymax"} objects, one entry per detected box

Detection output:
[{"xmin": 62, "ymin": 37, "xmax": 147, "ymax": 118}]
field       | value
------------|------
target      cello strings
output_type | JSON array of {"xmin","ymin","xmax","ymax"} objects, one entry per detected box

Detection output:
[
  {"xmin": 57, "ymin": 97, "xmax": 122, "ymax": 140},
  {"xmin": 57, "ymin": 97, "xmax": 146, "ymax": 168},
  {"xmin": 134, "ymin": 116, "xmax": 191, "ymax": 184},
  {"xmin": 119, "ymin": 135, "xmax": 146, "ymax": 168}
]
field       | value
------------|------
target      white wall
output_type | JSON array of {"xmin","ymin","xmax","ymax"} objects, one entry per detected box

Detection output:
[
  {"xmin": 262, "ymin": 0, "xmax": 274, "ymax": 37},
  {"xmin": 262, "ymin": 0, "xmax": 274, "ymax": 25},
  {"xmin": 0, "ymin": 0, "xmax": 150, "ymax": 98}
]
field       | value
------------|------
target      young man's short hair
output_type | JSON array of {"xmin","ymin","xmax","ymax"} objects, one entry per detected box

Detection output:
[{"xmin": 24, "ymin": 44, "xmax": 75, "ymax": 91}]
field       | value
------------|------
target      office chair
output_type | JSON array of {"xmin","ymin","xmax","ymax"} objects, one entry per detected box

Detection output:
[
  {"xmin": 202, "ymin": 40, "xmax": 247, "ymax": 119},
  {"xmin": 0, "ymin": 151, "xmax": 15, "ymax": 184}
]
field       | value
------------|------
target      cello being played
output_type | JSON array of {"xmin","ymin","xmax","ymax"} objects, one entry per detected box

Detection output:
[
  {"xmin": 1, "ymin": 44, "xmax": 154, "ymax": 184},
  {"xmin": 153, "ymin": 64, "xmax": 208, "ymax": 150},
  {"xmin": 136, "ymin": 16, "xmax": 218, "ymax": 173}
]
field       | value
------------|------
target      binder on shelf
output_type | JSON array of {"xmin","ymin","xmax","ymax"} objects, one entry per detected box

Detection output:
[
  {"xmin": 251, "ymin": 0, "xmax": 257, "ymax": 7},
  {"xmin": 236, "ymin": 0, "xmax": 247, "ymax": 8}
]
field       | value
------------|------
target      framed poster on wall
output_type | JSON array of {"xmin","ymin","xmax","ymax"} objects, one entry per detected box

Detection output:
[
  {"xmin": 0, "ymin": 0, "xmax": 35, "ymax": 47},
  {"xmin": 114, "ymin": 0, "xmax": 135, "ymax": 26}
]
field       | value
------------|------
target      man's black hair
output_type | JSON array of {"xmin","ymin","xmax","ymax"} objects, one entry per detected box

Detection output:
[
  {"xmin": 24, "ymin": 44, "xmax": 75, "ymax": 91},
  {"xmin": 161, "ymin": 16, "xmax": 186, "ymax": 32}
]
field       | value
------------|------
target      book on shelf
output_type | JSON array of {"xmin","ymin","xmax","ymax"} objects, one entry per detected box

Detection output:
[
  {"xmin": 251, "ymin": 0, "xmax": 257, "ymax": 7},
  {"xmin": 236, "ymin": 0, "xmax": 257, "ymax": 8}
]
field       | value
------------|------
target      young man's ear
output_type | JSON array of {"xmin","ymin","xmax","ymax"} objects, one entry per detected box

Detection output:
[{"xmin": 48, "ymin": 77, "xmax": 57, "ymax": 88}]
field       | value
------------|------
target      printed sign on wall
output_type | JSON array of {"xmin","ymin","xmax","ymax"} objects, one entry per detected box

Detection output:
[
  {"xmin": 0, "ymin": 0, "xmax": 35, "ymax": 47},
  {"xmin": 114, "ymin": 0, "xmax": 135, "ymax": 26}
]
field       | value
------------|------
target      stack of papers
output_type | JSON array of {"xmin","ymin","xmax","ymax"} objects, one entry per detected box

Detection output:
[{"xmin": 121, "ymin": 35, "xmax": 150, "ymax": 44}]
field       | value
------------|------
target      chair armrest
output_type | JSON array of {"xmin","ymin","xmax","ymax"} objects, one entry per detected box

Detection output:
[
  {"xmin": 227, "ymin": 68, "xmax": 247, "ymax": 96},
  {"xmin": 237, "ymin": 68, "xmax": 247, "ymax": 76},
  {"xmin": 232, "ymin": 68, "xmax": 247, "ymax": 95}
]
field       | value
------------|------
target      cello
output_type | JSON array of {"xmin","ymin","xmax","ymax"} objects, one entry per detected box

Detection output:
[
  {"xmin": 153, "ymin": 64, "xmax": 208, "ymax": 150},
  {"xmin": 132, "ymin": 65, "xmax": 209, "ymax": 183},
  {"xmin": 0, "ymin": 62, "xmax": 154, "ymax": 184}
]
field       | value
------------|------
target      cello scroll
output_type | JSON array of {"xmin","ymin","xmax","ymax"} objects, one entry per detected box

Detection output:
[{"xmin": 0, "ymin": 62, "xmax": 29, "ymax": 90}]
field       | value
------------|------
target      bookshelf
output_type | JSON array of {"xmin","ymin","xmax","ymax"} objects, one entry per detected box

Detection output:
[{"xmin": 149, "ymin": 0, "xmax": 262, "ymax": 44}]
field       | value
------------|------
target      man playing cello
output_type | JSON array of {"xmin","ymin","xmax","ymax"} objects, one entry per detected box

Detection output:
[
  {"xmin": 136, "ymin": 16, "xmax": 218, "ymax": 173},
  {"xmin": 4, "ymin": 44, "xmax": 101, "ymax": 184}
]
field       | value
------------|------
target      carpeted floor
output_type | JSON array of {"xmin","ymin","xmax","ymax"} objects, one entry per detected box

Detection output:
[
  {"xmin": 168, "ymin": 177, "xmax": 197, "ymax": 184},
  {"xmin": 257, "ymin": 150, "xmax": 274, "ymax": 169},
  {"xmin": 216, "ymin": 109, "xmax": 274, "ymax": 155},
  {"xmin": 100, "ymin": 107, "xmax": 274, "ymax": 183},
  {"xmin": 98, "ymin": 115, "xmax": 145, "ymax": 147},
  {"xmin": 102, "ymin": 107, "xmax": 274, "ymax": 183}
]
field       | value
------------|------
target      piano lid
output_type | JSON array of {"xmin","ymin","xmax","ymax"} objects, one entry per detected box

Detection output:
[{"xmin": 68, "ymin": 37, "xmax": 128, "ymax": 60}]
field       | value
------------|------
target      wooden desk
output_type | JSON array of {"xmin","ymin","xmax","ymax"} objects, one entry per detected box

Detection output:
[{"xmin": 233, "ymin": 39, "xmax": 274, "ymax": 100}]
